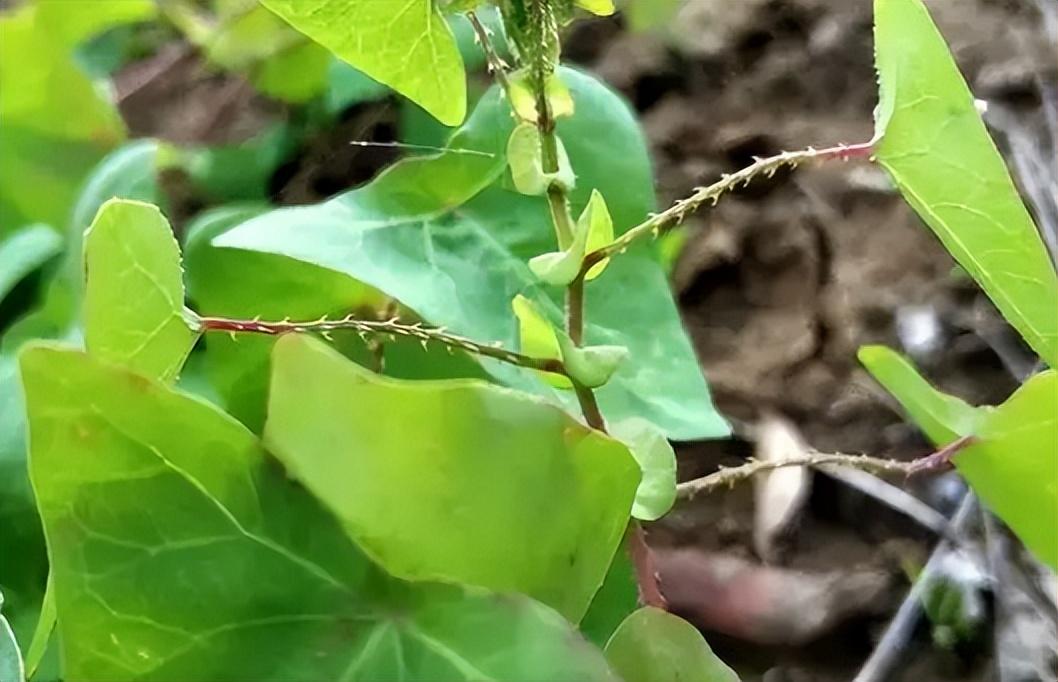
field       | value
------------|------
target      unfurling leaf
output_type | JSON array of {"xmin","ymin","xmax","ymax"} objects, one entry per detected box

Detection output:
[
  {"xmin": 507, "ymin": 122, "xmax": 575, "ymax": 195},
  {"xmin": 84, "ymin": 199, "xmax": 199, "ymax": 382},
  {"xmin": 605, "ymin": 607, "xmax": 740, "ymax": 682},
  {"xmin": 509, "ymin": 69, "xmax": 575, "ymax": 123},
  {"xmin": 558, "ymin": 333, "xmax": 628, "ymax": 389},
  {"xmin": 513, "ymin": 294, "xmax": 571, "ymax": 389},
  {"xmin": 611, "ymin": 419, "xmax": 677, "ymax": 521},
  {"xmin": 529, "ymin": 189, "xmax": 613, "ymax": 286}
]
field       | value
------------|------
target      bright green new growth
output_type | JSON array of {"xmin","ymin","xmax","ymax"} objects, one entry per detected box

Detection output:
[
  {"xmin": 530, "ymin": 189, "xmax": 614, "ymax": 285},
  {"xmin": 857, "ymin": 345, "xmax": 986, "ymax": 445},
  {"xmin": 258, "ymin": 0, "xmax": 467, "ymax": 125},
  {"xmin": 604, "ymin": 607, "xmax": 739, "ymax": 682},
  {"xmin": 955, "ymin": 372, "xmax": 1058, "ymax": 569},
  {"xmin": 265, "ymin": 334, "xmax": 640, "ymax": 622},
  {"xmin": 858, "ymin": 346, "xmax": 1057, "ymax": 569},
  {"xmin": 83, "ymin": 199, "xmax": 199, "ymax": 383},
  {"xmin": 873, "ymin": 0, "xmax": 1058, "ymax": 368},
  {"xmin": 507, "ymin": 122, "xmax": 576, "ymax": 196},
  {"xmin": 20, "ymin": 345, "xmax": 618, "ymax": 681}
]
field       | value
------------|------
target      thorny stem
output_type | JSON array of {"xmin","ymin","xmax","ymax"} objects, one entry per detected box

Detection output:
[
  {"xmin": 466, "ymin": 12, "xmax": 511, "ymax": 94},
  {"xmin": 196, "ymin": 314, "xmax": 568, "ymax": 377},
  {"xmin": 578, "ymin": 141, "xmax": 875, "ymax": 278},
  {"xmin": 676, "ymin": 439, "xmax": 975, "ymax": 500}
]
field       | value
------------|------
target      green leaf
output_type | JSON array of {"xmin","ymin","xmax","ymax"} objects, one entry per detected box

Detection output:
[
  {"xmin": 873, "ymin": 0, "xmax": 1058, "ymax": 367},
  {"xmin": 22, "ymin": 575, "xmax": 53, "ymax": 681},
  {"xmin": 0, "ymin": 226, "xmax": 62, "ymax": 305},
  {"xmin": 857, "ymin": 345, "xmax": 987, "ymax": 445},
  {"xmin": 611, "ymin": 418, "xmax": 677, "ymax": 521},
  {"xmin": 84, "ymin": 200, "xmax": 199, "ymax": 382},
  {"xmin": 0, "ymin": 591, "xmax": 24, "ymax": 682},
  {"xmin": 507, "ymin": 122, "xmax": 575, "ymax": 196},
  {"xmin": 605, "ymin": 607, "xmax": 739, "ymax": 682},
  {"xmin": 579, "ymin": 544, "xmax": 638, "ymax": 648},
  {"xmin": 512, "ymin": 294, "xmax": 572, "ymax": 389},
  {"xmin": 217, "ymin": 67, "xmax": 729, "ymax": 441},
  {"xmin": 252, "ymin": 42, "xmax": 331, "ymax": 103},
  {"xmin": 259, "ymin": 0, "xmax": 467, "ymax": 125},
  {"xmin": 529, "ymin": 189, "xmax": 613, "ymax": 286},
  {"xmin": 955, "ymin": 371, "xmax": 1058, "ymax": 569},
  {"xmin": 557, "ymin": 334, "xmax": 628, "ymax": 389},
  {"xmin": 266, "ymin": 334, "xmax": 641, "ymax": 622},
  {"xmin": 577, "ymin": 0, "xmax": 615, "ymax": 16},
  {"xmin": 22, "ymin": 344, "xmax": 616, "ymax": 681},
  {"xmin": 508, "ymin": 70, "xmax": 575, "ymax": 123}
]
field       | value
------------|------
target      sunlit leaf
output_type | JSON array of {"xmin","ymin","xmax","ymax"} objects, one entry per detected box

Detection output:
[
  {"xmin": 22, "ymin": 344, "xmax": 616, "ymax": 681},
  {"xmin": 857, "ymin": 345, "xmax": 987, "ymax": 445},
  {"xmin": 259, "ymin": 0, "xmax": 466, "ymax": 125},
  {"xmin": 84, "ymin": 200, "xmax": 198, "ymax": 382},
  {"xmin": 874, "ymin": 0, "xmax": 1058, "ymax": 366},
  {"xmin": 507, "ymin": 122, "xmax": 575, "ymax": 196},
  {"xmin": 577, "ymin": 0, "xmax": 616, "ymax": 16},
  {"xmin": 955, "ymin": 371, "xmax": 1058, "ymax": 569},
  {"xmin": 266, "ymin": 334, "xmax": 640, "ymax": 622},
  {"xmin": 605, "ymin": 607, "xmax": 739, "ymax": 682}
]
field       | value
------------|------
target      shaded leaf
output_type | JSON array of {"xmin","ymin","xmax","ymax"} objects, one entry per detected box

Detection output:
[
  {"xmin": 604, "ymin": 607, "xmax": 739, "ymax": 682},
  {"xmin": 22, "ymin": 575, "xmax": 53, "ymax": 681},
  {"xmin": 84, "ymin": 200, "xmax": 198, "ymax": 382},
  {"xmin": 0, "ymin": 226, "xmax": 62, "ymax": 305},
  {"xmin": 217, "ymin": 67, "xmax": 728, "ymax": 441},
  {"xmin": 579, "ymin": 544, "xmax": 638, "ymax": 648},
  {"xmin": 955, "ymin": 371, "xmax": 1058, "ymax": 569},
  {"xmin": 611, "ymin": 418, "xmax": 677, "ymax": 521},
  {"xmin": 22, "ymin": 344, "xmax": 617, "ymax": 681},
  {"xmin": 558, "ymin": 334, "xmax": 628, "ymax": 389},
  {"xmin": 266, "ymin": 334, "xmax": 640, "ymax": 622},
  {"xmin": 858, "ymin": 345, "xmax": 986, "ymax": 445},
  {"xmin": 259, "ymin": 0, "xmax": 466, "ymax": 125},
  {"xmin": 874, "ymin": 0, "xmax": 1058, "ymax": 366},
  {"xmin": 0, "ymin": 591, "xmax": 23, "ymax": 682}
]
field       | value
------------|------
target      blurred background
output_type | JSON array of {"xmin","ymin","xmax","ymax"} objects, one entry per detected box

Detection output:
[{"xmin": 1, "ymin": 0, "xmax": 1056, "ymax": 680}]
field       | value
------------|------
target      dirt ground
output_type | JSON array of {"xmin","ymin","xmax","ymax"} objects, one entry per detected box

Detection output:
[
  {"xmin": 115, "ymin": 1, "xmax": 1057, "ymax": 679},
  {"xmin": 561, "ymin": 1, "xmax": 1056, "ymax": 680}
]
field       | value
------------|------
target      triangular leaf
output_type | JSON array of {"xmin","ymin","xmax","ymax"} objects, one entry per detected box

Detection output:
[
  {"xmin": 955, "ymin": 371, "xmax": 1057, "ymax": 569},
  {"xmin": 581, "ymin": 189, "xmax": 615, "ymax": 280},
  {"xmin": 512, "ymin": 294, "xmax": 571, "ymax": 389},
  {"xmin": 874, "ymin": 0, "xmax": 1058, "ymax": 367},
  {"xmin": 858, "ymin": 345, "xmax": 987, "ymax": 446}
]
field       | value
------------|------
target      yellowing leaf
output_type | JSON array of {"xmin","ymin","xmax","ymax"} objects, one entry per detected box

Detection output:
[
  {"xmin": 874, "ymin": 0, "xmax": 1058, "ymax": 367},
  {"xmin": 582, "ymin": 190, "xmax": 615, "ymax": 280},
  {"xmin": 259, "ymin": 0, "xmax": 467, "ymax": 125},
  {"xmin": 513, "ymin": 294, "xmax": 572, "ymax": 389},
  {"xmin": 84, "ymin": 200, "xmax": 198, "ymax": 382}
]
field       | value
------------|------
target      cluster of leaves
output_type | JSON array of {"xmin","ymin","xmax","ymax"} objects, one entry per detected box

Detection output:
[{"xmin": 0, "ymin": 0, "xmax": 1054, "ymax": 680}]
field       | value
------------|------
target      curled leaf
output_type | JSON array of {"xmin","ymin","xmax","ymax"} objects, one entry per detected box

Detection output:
[
  {"xmin": 557, "ymin": 334, "xmax": 628, "ymax": 389},
  {"xmin": 611, "ymin": 418, "xmax": 677, "ymax": 521},
  {"xmin": 529, "ymin": 189, "xmax": 613, "ymax": 286},
  {"xmin": 512, "ymin": 295, "xmax": 571, "ymax": 389},
  {"xmin": 507, "ymin": 122, "xmax": 575, "ymax": 196},
  {"xmin": 509, "ymin": 69, "xmax": 575, "ymax": 123}
]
